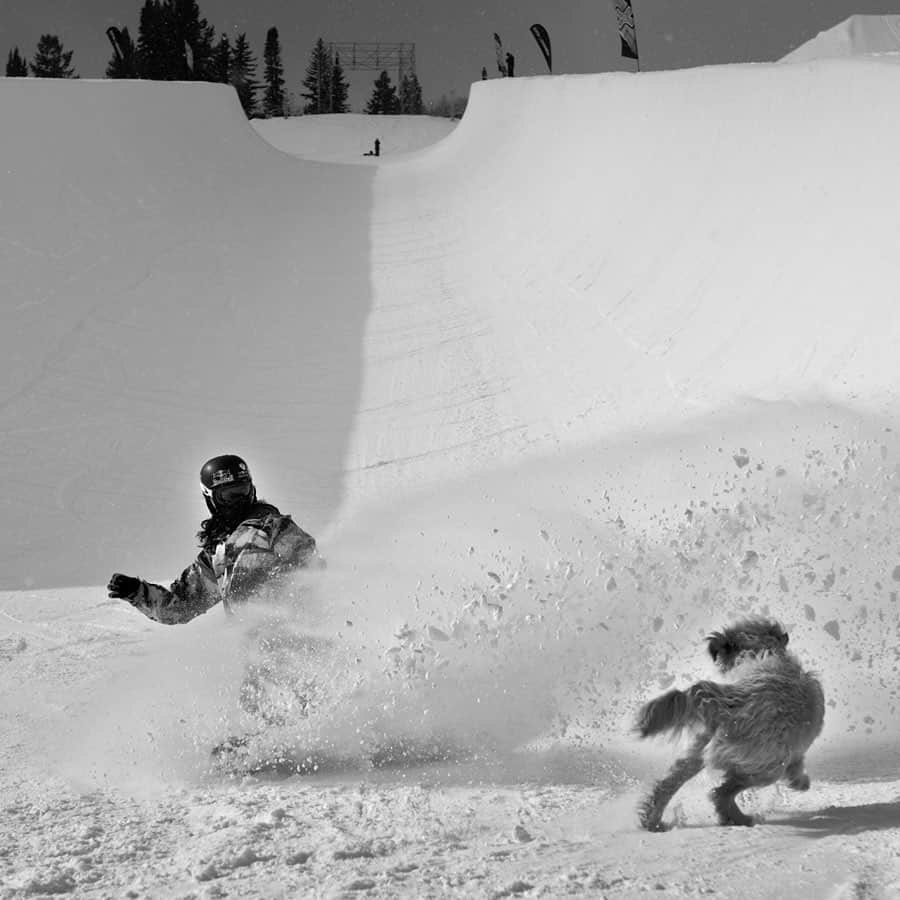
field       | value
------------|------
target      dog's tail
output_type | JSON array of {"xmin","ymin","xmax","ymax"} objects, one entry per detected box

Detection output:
[{"xmin": 636, "ymin": 680, "xmax": 734, "ymax": 739}]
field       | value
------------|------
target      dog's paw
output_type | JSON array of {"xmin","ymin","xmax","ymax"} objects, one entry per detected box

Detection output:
[
  {"xmin": 788, "ymin": 773, "xmax": 810, "ymax": 791},
  {"xmin": 719, "ymin": 812, "xmax": 757, "ymax": 827},
  {"xmin": 637, "ymin": 798, "xmax": 669, "ymax": 832}
]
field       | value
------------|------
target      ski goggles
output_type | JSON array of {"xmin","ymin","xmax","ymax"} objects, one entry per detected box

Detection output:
[{"xmin": 212, "ymin": 481, "xmax": 254, "ymax": 507}]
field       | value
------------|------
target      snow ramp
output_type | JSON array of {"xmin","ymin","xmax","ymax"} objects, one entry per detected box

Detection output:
[
  {"xmin": 346, "ymin": 58, "xmax": 900, "ymax": 507},
  {"xmin": 0, "ymin": 79, "xmax": 374, "ymax": 588},
  {"xmin": 327, "ymin": 60, "xmax": 900, "ymax": 765},
  {"xmin": 4, "ymin": 63, "xmax": 900, "ymax": 779}
]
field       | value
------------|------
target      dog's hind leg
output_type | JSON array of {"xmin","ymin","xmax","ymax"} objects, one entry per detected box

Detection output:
[
  {"xmin": 638, "ymin": 734, "xmax": 708, "ymax": 832},
  {"xmin": 710, "ymin": 771, "xmax": 769, "ymax": 826}
]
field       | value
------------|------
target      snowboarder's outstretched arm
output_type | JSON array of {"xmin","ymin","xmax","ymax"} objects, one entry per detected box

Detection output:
[{"xmin": 107, "ymin": 554, "xmax": 221, "ymax": 625}]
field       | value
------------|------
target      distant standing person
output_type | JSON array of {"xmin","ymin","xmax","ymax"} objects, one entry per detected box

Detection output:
[{"xmin": 107, "ymin": 454, "xmax": 320, "ymax": 623}]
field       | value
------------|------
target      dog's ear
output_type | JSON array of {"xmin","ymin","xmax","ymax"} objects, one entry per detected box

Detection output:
[
  {"xmin": 707, "ymin": 631, "xmax": 728, "ymax": 662},
  {"xmin": 779, "ymin": 629, "xmax": 789, "ymax": 647}
]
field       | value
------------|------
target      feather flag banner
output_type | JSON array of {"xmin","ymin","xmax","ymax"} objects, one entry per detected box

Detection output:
[
  {"xmin": 530, "ymin": 24, "xmax": 552, "ymax": 73},
  {"xmin": 614, "ymin": 0, "xmax": 639, "ymax": 62},
  {"xmin": 493, "ymin": 32, "xmax": 508, "ymax": 76}
]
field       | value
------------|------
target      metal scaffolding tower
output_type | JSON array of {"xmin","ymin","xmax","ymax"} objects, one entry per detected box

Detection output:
[{"xmin": 328, "ymin": 42, "xmax": 417, "ymax": 84}]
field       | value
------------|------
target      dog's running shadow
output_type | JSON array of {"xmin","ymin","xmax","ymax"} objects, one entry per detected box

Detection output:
[{"xmin": 774, "ymin": 800, "xmax": 900, "ymax": 837}]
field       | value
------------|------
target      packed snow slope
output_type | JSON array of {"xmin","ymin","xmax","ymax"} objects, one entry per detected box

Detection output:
[
  {"xmin": 782, "ymin": 14, "xmax": 900, "ymax": 62},
  {"xmin": 0, "ymin": 78, "xmax": 374, "ymax": 589},
  {"xmin": 5, "ymin": 60, "xmax": 900, "ymax": 898},
  {"xmin": 345, "ymin": 59, "xmax": 900, "ymax": 509},
  {"xmin": 251, "ymin": 113, "xmax": 457, "ymax": 163},
  {"xmin": 4, "ymin": 62, "xmax": 900, "ymax": 590}
]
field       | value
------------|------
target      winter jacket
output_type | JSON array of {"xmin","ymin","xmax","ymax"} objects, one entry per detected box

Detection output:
[{"xmin": 126, "ymin": 502, "xmax": 318, "ymax": 625}]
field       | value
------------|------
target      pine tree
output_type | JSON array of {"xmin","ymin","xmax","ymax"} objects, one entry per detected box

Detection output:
[
  {"xmin": 330, "ymin": 52, "xmax": 350, "ymax": 113},
  {"xmin": 170, "ymin": 0, "xmax": 215, "ymax": 80},
  {"xmin": 136, "ymin": 0, "xmax": 216, "ymax": 81},
  {"xmin": 105, "ymin": 27, "xmax": 137, "ymax": 78},
  {"xmin": 229, "ymin": 33, "xmax": 259, "ymax": 117},
  {"xmin": 136, "ymin": 0, "xmax": 171, "ymax": 79},
  {"xmin": 30, "ymin": 35, "xmax": 77, "ymax": 78},
  {"xmin": 211, "ymin": 33, "xmax": 230, "ymax": 83},
  {"xmin": 188, "ymin": 19, "xmax": 216, "ymax": 80},
  {"xmin": 426, "ymin": 92, "xmax": 467, "ymax": 119},
  {"xmin": 301, "ymin": 38, "xmax": 332, "ymax": 114},
  {"xmin": 167, "ymin": 0, "xmax": 194, "ymax": 78},
  {"xmin": 399, "ymin": 72, "xmax": 423, "ymax": 114},
  {"xmin": 365, "ymin": 70, "xmax": 400, "ymax": 115},
  {"xmin": 262, "ymin": 27, "xmax": 286, "ymax": 117},
  {"xmin": 5, "ymin": 47, "xmax": 28, "ymax": 77}
]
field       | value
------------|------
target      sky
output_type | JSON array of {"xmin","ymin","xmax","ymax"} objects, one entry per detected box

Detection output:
[
  {"xmin": 1, "ymin": 0, "xmax": 898, "ymax": 108},
  {"xmin": 5, "ymin": 19, "xmax": 900, "ymax": 897}
]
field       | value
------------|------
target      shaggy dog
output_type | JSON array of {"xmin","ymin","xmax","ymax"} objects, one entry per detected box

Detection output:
[{"xmin": 635, "ymin": 617, "xmax": 824, "ymax": 830}]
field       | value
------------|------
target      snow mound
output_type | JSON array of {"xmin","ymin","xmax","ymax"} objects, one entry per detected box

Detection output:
[{"xmin": 782, "ymin": 14, "xmax": 900, "ymax": 62}]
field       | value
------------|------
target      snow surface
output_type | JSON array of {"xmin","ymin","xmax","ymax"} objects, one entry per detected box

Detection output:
[
  {"xmin": 782, "ymin": 14, "xmax": 900, "ymax": 62},
  {"xmin": 4, "ymin": 60, "xmax": 900, "ymax": 897},
  {"xmin": 251, "ymin": 114, "xmax": 458, "ymax": 164}
]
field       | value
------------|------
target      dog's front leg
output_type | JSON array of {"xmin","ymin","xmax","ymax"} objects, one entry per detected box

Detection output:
[
  {"xmin": 784, "ymin": 756, "xmax": 810, "ymax": 791},
  {"xmin": 710, "ymin": 770, "xmax": 768, "ymax": 826}
]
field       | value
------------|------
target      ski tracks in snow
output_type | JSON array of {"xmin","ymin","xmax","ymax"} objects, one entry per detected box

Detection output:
[{"xmin": 4, "ymin": 776, "xmax": 900, "ymax": 898}]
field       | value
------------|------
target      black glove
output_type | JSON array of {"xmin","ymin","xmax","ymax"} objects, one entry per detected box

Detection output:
[{"xmin": 107, "ymin": 573, "xmax": 141, "ymax": 600}]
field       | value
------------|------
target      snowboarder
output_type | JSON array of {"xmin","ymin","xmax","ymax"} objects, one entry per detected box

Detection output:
[{"xmin": 107, "ymin": 454, "xmax": 320, "ymax": 624}]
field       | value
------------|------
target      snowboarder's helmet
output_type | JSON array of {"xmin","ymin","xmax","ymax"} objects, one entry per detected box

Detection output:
[{"xmin": 200, "ymin": 454, "xmax": 255, "ymax": 511}]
